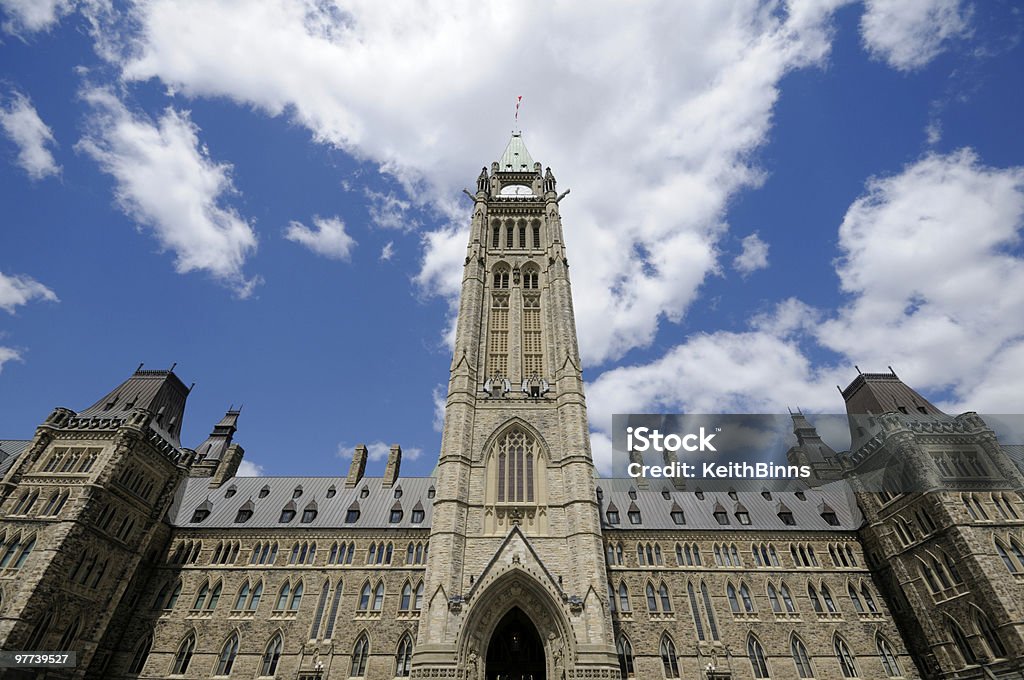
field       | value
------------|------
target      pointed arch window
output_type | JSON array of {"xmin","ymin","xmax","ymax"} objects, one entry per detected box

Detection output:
[
  {"xmin": 396, "ymin": 633, "xmax": 414, "ymax": 677},
  {"xmin": 849, "ymin": 583, "xmax": 864, "ymax": 612},
  {"xmin": 401, "ymin": 581, "xmax": 413, "ymax": 611},
  {"xmin": 359, "ymin": 582, "xmax": 372, "ymax": 611},
  {"xmin": 646, "ymin": 583, "xmax": 658, "ymax": 612},
  {"xmin": 660, "ymin": 635, "xmax": 680, "ymax": 678},
  {"xmin": 687, "ymin": 582, "xmax": 705, "ymax": 641},
  {"xmin": 747, "ymin": 635, "xmax": 770, "ymax": 678},
  {"xmin": 877, "ymin": 635, "xmax": 902, "ymax": 676},
  {"xmin": 324, "ymin": 580, "xmax": 344, "ymax": 639},
  {"xmin": 414, "ymin": 581, "xmax": 424, "ymax": 610},
  {"xmin": 791, "ymin": 635, "xmax": 814, "ymax": 678},
  {"xmin": 948, "ymin": 618, "xmax": 977, "ymax": 666},
  {"xmin": 861, "ymin": 584, "xmax": 878, "ymax": 613},
  {"xmin": 780, "ymin": 582, "xmax": 796, "ymax": 612},
  {"xmin": 352, "ymin": 634, "xmax": 370, "ymax": 677},
  {"xmin": 768, "ymin": 583, "xmax": 782, "ymax": 612},
  {"xmin": 215, "ymin": 632, "xmax": 239, "ymax": 675},
  {"xmin": 821, "ymin": 583, "xmax": 837, "ymax": 613},
  {"xmin": 616, "ymin": 635, "xmax": 635, "ymax": 677},
  {"xmin": 727, "ymin": 583, "xmax": 740, "ymax": 613},
  {"xmin": 808, "ymin": 584, "xmax": 823, "ymax": 613},
  {"xmin": 618, "ymin": 582, "xmax": 631, "ymax": 612},
  {"xmin": 310, "ymin": 579, "xmax": 330, "ymax": 639},
  {"xmin": 494, "ymin": 427, "xmax": 539, "ymax": 503},
  {"xmin": 659, "ymin": 583, "xmax": 672, "ymax": 612},
  {"xmin": 56, "ymin": 618, "xmax": 81, "ymax": 651},
  {"xmin": 128, "ymin": 634, "xmax": 152, "ymax": 674},
  {"xmin": 260, "ymin": 634, "xmax": 283, "ymax": 677},
  {"xmin": 834, "ymin": 636, "xmax": 859, "ymax": 677},
  {"xmin": 700, "ymin": 582, "xmax": 719, "ymax": 639},
  {"xmin": 373, "ymin": 582, "xmax": 385, "ymax": 611},
  {"xmin": 489, "ymin": 291, "xmax": 510, "ymax": 377},
  {"xmin": 975, "ymin": 610, "xmax": 1007, "ymax": 659},
  {"xmin": 996, "ymin": 540, "xmax": 1019, "ymax": 573},
  {"xmin": 171, "ymin": 632, "xmax": 196, "ymax": 675}
]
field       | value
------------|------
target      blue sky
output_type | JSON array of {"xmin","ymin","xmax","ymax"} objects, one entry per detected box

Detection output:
[{"xmin": 1, "ymin": 1, "xmax": 1023, "ymax": 477}]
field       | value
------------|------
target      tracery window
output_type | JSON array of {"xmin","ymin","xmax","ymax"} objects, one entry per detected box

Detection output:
[
  {"xmin": 493, "ymin": 427, "xmax": 539, "ymax": 503},
  {"xmin": 489, "ymin": 293, "xmax": 509, "ymax": 377},
  {"xmin": 522, "ymin": 294, "xmax": 543, "ymax": 376}
]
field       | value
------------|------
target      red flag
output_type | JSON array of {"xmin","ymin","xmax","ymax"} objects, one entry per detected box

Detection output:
[{"xmin": 515, "ymin": 95, "xmax": 522, "ymax": 121}]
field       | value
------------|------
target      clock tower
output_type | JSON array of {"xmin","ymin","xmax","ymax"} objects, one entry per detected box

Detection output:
[{"xmin": 412, "ymin": 133, "xmax": 620, "ymax": 678}]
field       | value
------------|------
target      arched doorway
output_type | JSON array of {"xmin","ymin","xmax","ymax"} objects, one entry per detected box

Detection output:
[{"xmin": 486, "ymin": 607, "xmax": 546, "ymax": 680}]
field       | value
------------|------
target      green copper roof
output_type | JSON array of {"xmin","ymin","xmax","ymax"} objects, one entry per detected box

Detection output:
[{"xmin": 499, "ymin": 132, "xmax": 534, "ymax": 172}]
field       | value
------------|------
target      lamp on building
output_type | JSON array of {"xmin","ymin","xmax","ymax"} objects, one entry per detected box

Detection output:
[{"xmin": 313, "ymin": 658, "xmax": 324, "ymax": 679}]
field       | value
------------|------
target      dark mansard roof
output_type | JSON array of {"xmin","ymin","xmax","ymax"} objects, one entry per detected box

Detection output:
[
  {"xmin": 168, "ymin": 474, "xmax": 435, "ymax": 530},
  {"xmin": 0, "ymin": 440, "xmax": 30, "ymax": 475},
  {"xmin": 596, "ymin": 478, "xmax": 863, "ymax": 532}
]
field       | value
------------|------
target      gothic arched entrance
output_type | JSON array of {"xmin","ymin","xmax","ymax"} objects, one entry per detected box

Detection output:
[{"xmin": 486, "ymin": 607, "xmax": 546, "ymax": 680}]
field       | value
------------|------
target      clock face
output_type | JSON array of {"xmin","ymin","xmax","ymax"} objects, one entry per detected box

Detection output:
[{"xmin": 499, "ymin": 184, "xmax": 533, "ymax": 197}]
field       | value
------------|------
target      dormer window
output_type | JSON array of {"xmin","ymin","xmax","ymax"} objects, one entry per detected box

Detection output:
[
  {"xmin": 670, "ymin": 509, "xmax": 685, "ymax": 525},
  {"xmin": 627, "ymin": 503, "xmax": 642, "ymax": 525},
  {"xmin": 390, "ymin": 509, "xmax": 403, "ymax": 523},
  {"xmin": 235, "ymin": 503, "xmax": 253, "ymax": 523},
  {"xmin": 191, "ymin": 507, "xmax": 210, "ymax": 523},
  {"xmin": 292, "ymin": 486, "xmax": 303, "ymax": 499},
  {"xmin": 345, "ymin": 503, "xmax": 360, "ymax": 523},
  {"xmin": 224, "ymin": 486, "xmax": 237, "ymax": 499},
  {"xmin": 713, "ymin": 510, "xmax": 729, "ymax": 525},
  {"xmin": 394, "ymin": 487, "xmax": 403, "ymax": 499},
  {"xmin": 279, "ymin": 507, "xmax": 296, "ymax": 523},
  {"xmin": 326, "ymin": 486, "xmax": 336, "ymax": 499},
  {"xmin": 360, "ymin": 487, "xmax": 370, "ymax": 499},
  {"xmin": 258, "ymin": 485, "xmax": 270, "ymax": 499},
  {"xmin": 411, "ymin": 506, "xmax": 425, "ymax": 524},
  {"xmin": 428, "ymin": 486, "xmax": 436, "ymax": 499},
  {"xmin": 628, "ymin": 488, "xmax": 637, "ymax": 500},
  {"xmin": 778, "ymin": 511, "xmax": 795, "ymax": 525},
  {"xmin": 661, "ymin": 489, "xmax": 671, "ymax": 500}
]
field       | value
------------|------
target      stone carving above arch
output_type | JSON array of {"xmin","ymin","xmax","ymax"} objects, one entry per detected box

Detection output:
[{"xmin": 457, "ymin": 566, "xmax": 575, "ymax": 680}]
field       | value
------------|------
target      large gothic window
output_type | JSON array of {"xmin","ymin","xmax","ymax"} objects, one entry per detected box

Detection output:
[
  {"xmin": 489, "ymin": 293, "xmax": 509, "ymax": 378},
  {"xmin": 522, "ymin": 293, "xmax": 543, "ymax": 377},
  {"xmin": 494, "ymin": 428, "xmax": 538, "ymax": 503},
  {"xmin": 260, "ymin": 634, "xmax": 283, "ymax": 677}
]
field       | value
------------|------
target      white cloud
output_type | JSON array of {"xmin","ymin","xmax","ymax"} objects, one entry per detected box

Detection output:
[
  {"xmin": 77, "ymin": 89, "xmax": 260, "ymax": 297},
  {"xmin": 0, "ymin": 92, "xmax": 61, "ymax": 180},
  {"xmin": 926, "ymin": 120, "xmax": 942, "ymax": 146},
  {"xmin": 816, "ymin": 149, "xmax": 1024, "ymax": 410},
  {"xmin": 380, "ymin": 241, "xmax": 395, "ymax": 262},
  {"xmin": 236, "ymin": 459, "xmax": 265, "ymax": 476},
  {"xmin": 284, "ymin": 216, "xmax": 356, "ymax": 260},
  {"xmin": 733, "ymin": 232, "xmax": 770, "ymax": 275},
  {"xmin": 861, "ymin": 0, "xmax": 971, "ymax": 71},
  {"xmin": 587, "ymin": 149, "xmax": 1024, "ymax": 438},
  {"xmin": 0, "ymin": 346, "xmax": 22, "ymax": 374},
  {"xmin": 366, "ymin": 189, "xmax": 417, "ymax": 231},
  {"xmin": 94, "ymin": 0, "xmax": 849, "ymax": 365},
  {"xmin": 0, "ymin": 271, "xmax": 59, "ymax": 313},
  {"xmin": 0, "ymin": 0, "xmax": 74, "ymax": 33}
]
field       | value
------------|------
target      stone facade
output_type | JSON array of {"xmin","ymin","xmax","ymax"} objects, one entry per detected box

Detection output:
[{"xmin": 1, "ymin": 135, "xmax": 1022, "ymax": 680}]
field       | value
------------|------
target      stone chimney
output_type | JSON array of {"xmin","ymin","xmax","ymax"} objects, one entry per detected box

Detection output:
[
  {"xmin": 383, "ymin": 444, "xmax": 402, "ymax": 488},
  {"xmin": 346, "ymin": 444, "xmax": 368, "ymax": 488},
  {"xmin": 210, "ymin": 443, "xmax": 244, "ymax": 488}
]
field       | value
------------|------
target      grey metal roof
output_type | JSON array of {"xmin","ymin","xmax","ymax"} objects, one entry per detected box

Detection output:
[
  {"xmin": 0, "ymin": 440, "xmax": 30, "ymax": 475},
  {"xmin": 499, "ymin": 132, "xmax": 534, "ymax": 172},
  {"xmin": 168, "ymin": 474, "xmax": 435, "ymax": 530},
  {"xmin": 596, "ymin": 478, "xmax": 862, "ymax": 532},
  {"xmin": 77, "ymin": 367, "xmax": 190, "ymax": 447},
  {"xmin": 1004, "ymin": 445, "xmax": 1024, "ymax": 477}
]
